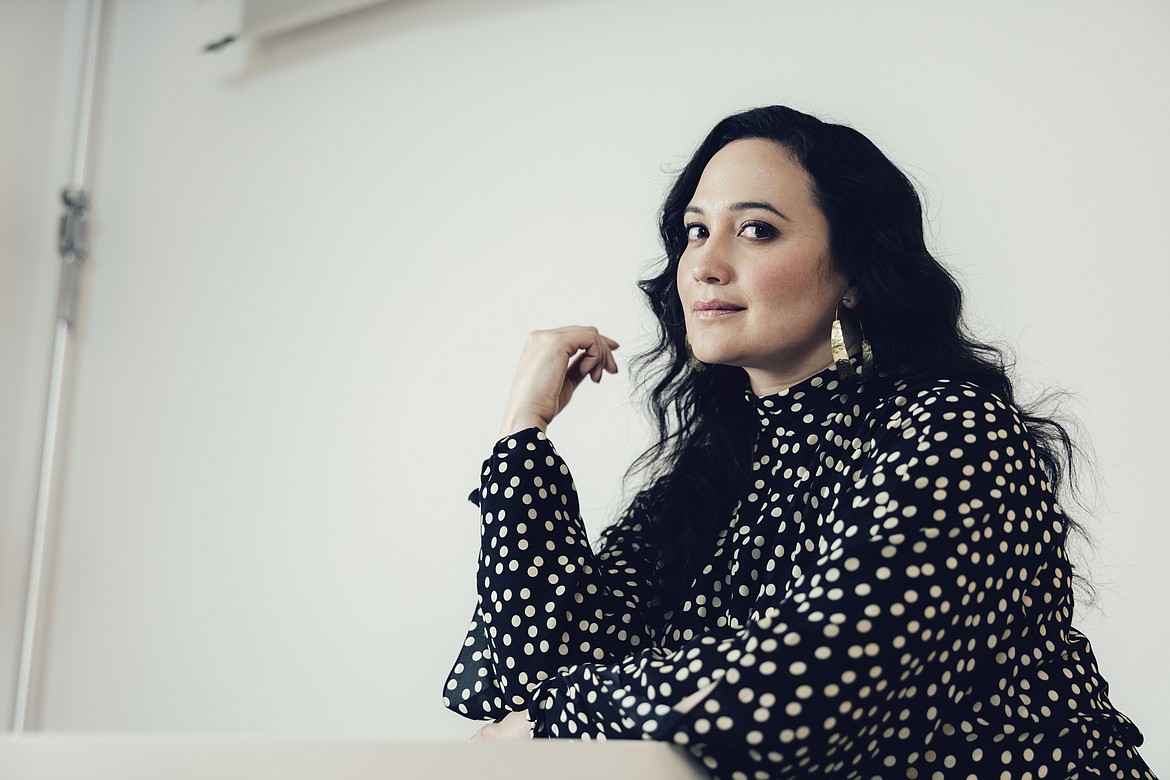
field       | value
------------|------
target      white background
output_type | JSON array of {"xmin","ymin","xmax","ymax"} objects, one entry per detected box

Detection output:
[{"xmin": 2, "ymin": 0, "xmax": 1166, "ymax": 769}]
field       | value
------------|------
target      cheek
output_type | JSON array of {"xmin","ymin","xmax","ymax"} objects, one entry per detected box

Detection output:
[
  {"xmin": 674, "ymin": 259, "xmax": 692, "ymax": 308},
  {"xmin": 746, "ymin": 265, "xmax": 803, "ymax": 304},
  {"xmin": 675, "ymin": 251, "xmax": 692, "ymax": 286},
  {"xmin": 747, "ymin": 262, "xmax": 842, "ymax": 322}
]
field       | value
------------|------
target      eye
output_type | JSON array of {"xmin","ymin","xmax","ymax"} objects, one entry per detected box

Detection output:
[
  {"xmin": 739, "ymin": 221, "xmax": 776, "ymax": 241},
  {"xmin": 685, "ymin": 223, "xmax": 708, "ymax": 241}
]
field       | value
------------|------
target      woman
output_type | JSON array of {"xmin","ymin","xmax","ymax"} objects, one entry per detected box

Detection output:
[{"xmin": 442, "ymin": 106, "xmax": 1153, "ymax": 778}]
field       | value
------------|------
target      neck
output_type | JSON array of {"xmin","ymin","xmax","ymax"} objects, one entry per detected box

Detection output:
[{"xmin": 745, "ymin": 361, "xmax": 837, "ymax": 396}]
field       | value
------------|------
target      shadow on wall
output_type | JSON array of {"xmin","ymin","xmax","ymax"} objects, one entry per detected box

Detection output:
[{"xmin": 220, "ymin": 0, "xmax": 553, "ymax": 83}]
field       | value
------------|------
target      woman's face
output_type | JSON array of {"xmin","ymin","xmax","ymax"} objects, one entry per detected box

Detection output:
[{"xmin": 676, "ymin": 138, "xmax": 856, "ymax": 395}]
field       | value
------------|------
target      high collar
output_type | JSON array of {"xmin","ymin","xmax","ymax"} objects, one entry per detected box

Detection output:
[{"xmin": 748, "ymin": 365, "xmax": 854, "ymax": 429}]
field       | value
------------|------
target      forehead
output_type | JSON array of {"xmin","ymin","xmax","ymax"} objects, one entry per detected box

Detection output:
[{"xmin": 691, "ymin": 138, "xmax": 814, "ymax": 205}]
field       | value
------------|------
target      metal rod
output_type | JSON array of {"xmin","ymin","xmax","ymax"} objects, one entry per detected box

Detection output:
[
  {"xmin": 13, "ymin": 0, "xmax": 106, "ymax": 733},
  {"xmin": 71, "ymin": 0, "xmax": 104, "ymax": 190},
  {"xmin": 12, "ymin": 320, "xmax": 70, "ymax": 733}
]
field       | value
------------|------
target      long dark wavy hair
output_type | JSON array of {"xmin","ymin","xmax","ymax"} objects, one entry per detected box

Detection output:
[{"xmin": 613, "ymin": 105, "xmax": 1086, "ymax": 624}]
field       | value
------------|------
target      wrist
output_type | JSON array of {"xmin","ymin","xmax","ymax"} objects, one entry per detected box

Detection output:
[{"xmin": 499, "ymin": 415, "xmax": 547, "ymax": 439}]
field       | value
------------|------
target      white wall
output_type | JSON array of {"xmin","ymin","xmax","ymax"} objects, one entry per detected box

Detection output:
[
  {"xmin": 2, "ymin": 0, "xmax": 1166, "ymax": 767},
  {"xmin": 0, "ymin": 0, "xmax": 90, "ymax": 733}
]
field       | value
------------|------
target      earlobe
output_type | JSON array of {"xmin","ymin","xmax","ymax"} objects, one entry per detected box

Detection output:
[{"xmin": 841, "ymin": 284, "xmax": 862, "ymax": 309}]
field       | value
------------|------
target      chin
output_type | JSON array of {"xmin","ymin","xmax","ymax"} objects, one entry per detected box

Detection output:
[
  {"xmin": 687, "ymin": 333, "xmax": 750, "ymax": 369},
  {"xmin": 693, "ymin": 350, "xmax": 742, "ymax": 368}
]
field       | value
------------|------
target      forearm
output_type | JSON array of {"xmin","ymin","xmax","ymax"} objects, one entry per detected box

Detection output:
[{"xmin": 472, "ymin": 428, "xmax": 652, "ymax": 705}]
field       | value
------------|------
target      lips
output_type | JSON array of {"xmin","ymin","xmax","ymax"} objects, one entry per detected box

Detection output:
[{"xmin": 693, "ymin": 299, "xmax": 746, "ymax": 319}]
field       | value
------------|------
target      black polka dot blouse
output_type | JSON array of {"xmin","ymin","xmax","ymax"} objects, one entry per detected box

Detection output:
[{"xmin": 443, "ymin": 369, "xmax": 1154, "ymax": 779}]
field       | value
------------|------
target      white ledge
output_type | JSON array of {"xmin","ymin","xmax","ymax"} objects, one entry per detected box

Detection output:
[{"xmin": 0, "ymin": 734, "xmax": 708, "ymax": 779}]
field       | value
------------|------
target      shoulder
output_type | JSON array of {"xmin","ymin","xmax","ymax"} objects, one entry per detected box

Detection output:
[
  {"xmin": 856, "ymin": 375, "xmax": 1041, "ymax": 480},
  {"xmin": 845, "ymin": 376, "xmax": 1053, "ymax": 526},
  {"xmin": 863, "ymin": 375, "xmax": 1026, "ymax": 440}
]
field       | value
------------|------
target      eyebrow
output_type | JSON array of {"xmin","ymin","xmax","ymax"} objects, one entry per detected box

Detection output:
[{"xmin": 684, "ymin": 201, "xmax": 791, "ymax": 221}]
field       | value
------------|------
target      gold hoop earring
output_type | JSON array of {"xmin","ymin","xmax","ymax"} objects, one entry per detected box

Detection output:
[
  {"xmin": 831, "ymin": 304, "xmax": 874, "ymax": 383},
  {"xmin": 860, "ymin": 323, "xmax": 874, "ymax": 376},
  {"xmin": 685, "ymin": 336, "xmax": 705, "ymax": 371}
]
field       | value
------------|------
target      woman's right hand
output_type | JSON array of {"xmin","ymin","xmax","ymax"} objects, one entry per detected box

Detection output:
[{"xmin": 498, "ymin": 326, "xmax": 620, "ymax": 438}]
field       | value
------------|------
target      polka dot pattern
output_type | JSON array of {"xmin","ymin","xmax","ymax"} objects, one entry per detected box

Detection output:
[{"xmin": 443, "ymin": 368, "xmax": 1154, "ymax": 778}]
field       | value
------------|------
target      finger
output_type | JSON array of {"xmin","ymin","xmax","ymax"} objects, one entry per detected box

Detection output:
[
  {"xmin": 586, "ymin": 338, "xmax": 609, "ymax": 382},
  {"xmin": 591, "ymin": 357, "xmax": 605, "ymax": 383},
  {"xmin": 584, "ymin": 334, "xmax": 613, "ymax": 374},
  {"xmin": 559, "ymin": 327, "xmax": 618, "ymax": 356},
  {"xmin": 599, "ymin": 337, "xmax": 617, "ymax": 377},
  {"xmin": 553, "ymin": 326, "xmax": 605, "ymax": 355},
  {"xmin": 565, "ymin": 352, "xmax": 590, "ymax": 387},
  {"xmin": 576, "ymin": 351, "xmax": 599, "ymax": 378},
  {"xmin": 554, "ymin": 329, "xmax": 615, "ymax": 385}
]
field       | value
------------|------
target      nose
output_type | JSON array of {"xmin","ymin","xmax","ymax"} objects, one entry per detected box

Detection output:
[{"xmin": 688, "ymin": 242, "xmax": 732, "ymax": 285}]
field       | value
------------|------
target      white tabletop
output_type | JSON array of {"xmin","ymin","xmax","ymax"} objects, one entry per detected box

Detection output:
[{"xmin": 0, "ymin": 734, "xmax": 708, "ymax": 780}]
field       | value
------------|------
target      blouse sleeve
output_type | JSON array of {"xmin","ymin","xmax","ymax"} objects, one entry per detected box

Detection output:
[
  {"xmin": 442, "ymin": 427, "xmax": 658, "ymax": 722},
  {"xmin": 524, "ymin": 384, "xmax": 1072, "ymax": 764}
]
